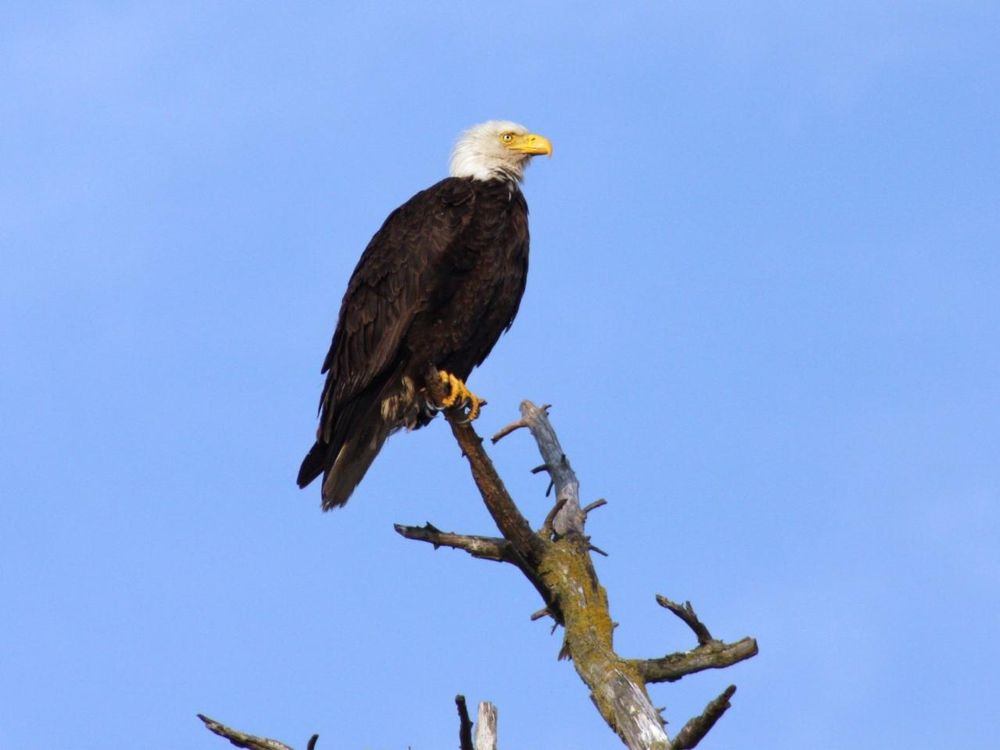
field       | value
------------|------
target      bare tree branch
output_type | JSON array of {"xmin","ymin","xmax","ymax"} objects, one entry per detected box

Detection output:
[
  {"xmin": 456, "ymin": 695, "xmax": 474, "ymax": 750},
  {"xmin": 634, "ymin": 637, "xmax": 759, "ymax": 684},
  {"xmin": 395, "ymin": 399, "xmax": 758, "ymax": 749},
  {"xmin": 404, "ymin": 401, "xmax": 670, "ymax": 748},
  {"xmin": 425, "ymin": 369, "xmax": 546, "ymax": 568},
  {"xmin": 670, "ymin": 685, "xmax": 737, "ymax": 750},
  {"xmin": 475, "ymin": 701, "xmax": 498, "ymax": 750},
  {"xmin": 530, "ymin": 607, "xmax": 553, "ymax": 621},
  {"xmin": 656, "ymin": 596, "xmax": 714, "ymax": 646},
  {"xmin": 393, "ymin": 523, "xmax": 512, "ymax": 562},
  {"xmin": 491, "ymin": 417, "xmax": 529, "ymax": 443},
  {"xmin": 197, "ymin": 714, "xmax": 310, "ymax": 750},
  {"xmin": 517, "ymin": 401, "xmax": 586, "ymax": 535}
]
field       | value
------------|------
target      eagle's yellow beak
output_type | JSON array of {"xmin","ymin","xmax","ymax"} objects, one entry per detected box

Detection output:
[{"xmin": 506, "ymin": 132, "xmax": 553, "ymax": 157}]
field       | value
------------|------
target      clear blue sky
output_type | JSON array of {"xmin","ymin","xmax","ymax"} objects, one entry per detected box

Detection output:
[{"xmin": 3, "ymin": 2, "xmax": 999, "ymax": 748}]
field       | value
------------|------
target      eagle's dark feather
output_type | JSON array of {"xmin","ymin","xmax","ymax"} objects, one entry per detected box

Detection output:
[{"xmin": 297, "ymin": 176, "xmax": 529, "ymax": 508}]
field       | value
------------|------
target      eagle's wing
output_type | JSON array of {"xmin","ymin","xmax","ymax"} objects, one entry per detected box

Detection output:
[{"xmin": 316, "ymin": 177, "xmax": 476, "ymax": 438}]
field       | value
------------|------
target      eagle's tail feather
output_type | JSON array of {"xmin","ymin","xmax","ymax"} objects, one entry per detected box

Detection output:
[
  {"xmin": 296, "ymin": 441, "xmax": 327, "ymax": 490},
  {"xmin": 319, "ymin": 412, "xmax": 392, "ymax": 509},
  {"xmin": 297, "ymin": 374, "xmax": 407, "ymax": 510}
]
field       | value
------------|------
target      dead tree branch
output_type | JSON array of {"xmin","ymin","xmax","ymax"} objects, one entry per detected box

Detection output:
[
  {"xmin": 398, "ymin": 397, "xmax": 758, "ymax": 749},
  {"xmin": 197, "ymin": 714, "xmax": 315, "ymax": 750},
  {"xmin": 634, "ymin": 637, "xmax": 759, "ymax": 684},
  {"xmin": 457, "ymin": 695, "xmax": 474, "ymax": 750},
  {"xmin": 631, "ymin": 596, "xmax": 759, "ymax": 684},
  {"xmin": 200, "ymin": 697, "xmax": 497, "ymax": 750},
  {"xmin": 656, "ymin": 597, "xmax": 715, "ymax": 646},
  {"xmin": 474, "ymin": 701, "xmax": 498, "ymax": 750},
  {"xmin": 670, "ymin": 685, "xmax": 737, "ymax": 750},
  {"xmin": 393, "ymin": 522, "xmax": 512, "ymax": 562},
  {"xmin": 455, "ymin": 695, "xmax": 499, "ymax": 750}
]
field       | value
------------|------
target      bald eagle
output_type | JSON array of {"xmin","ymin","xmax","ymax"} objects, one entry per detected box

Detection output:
[{"xmin": 298, "ymin": 121, "xmax": 552, "ymax": 509}]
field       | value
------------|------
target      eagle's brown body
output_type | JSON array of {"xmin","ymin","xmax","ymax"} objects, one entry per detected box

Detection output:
[{"xmin": 297, "ymin": 176, "xmax": 530, "ymax": 508}]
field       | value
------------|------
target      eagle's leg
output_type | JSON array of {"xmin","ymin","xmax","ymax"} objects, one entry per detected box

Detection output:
[{"xmin": 436, "ymin": 370, "xmax": 485, "ymax": 421}]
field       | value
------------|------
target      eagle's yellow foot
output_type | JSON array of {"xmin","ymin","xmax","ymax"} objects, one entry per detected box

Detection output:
[{"xmin": 436, "ymin": 371, "xmax": 484, "ymax": 421}]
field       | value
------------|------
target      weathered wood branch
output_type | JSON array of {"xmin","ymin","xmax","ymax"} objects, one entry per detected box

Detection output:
[
  {"xmin": 197, "ymin": 714, "xmax": 315, "ymax": 750},
  {"xmin": 426, "ymin": 370, "xmax": 545, "ymax": 568},
  {"xmin": 633, "ymin": 637, "xmax": 759, "ymax": 683},
  {"xmin": 497, "ymin": 401, "xmax": 586, "ymax": 535},
  {"xmin": 398, "ymin": 399, "xmax": 758, "ymax": 749},
  {"xmin": 455, "ymin": 694, "xmax": 499, "ymax": 750},
  {"xmin": 200, "ymin": 698, "xmax": 496, "ymax": 750},
  {"xmin": 456, "ymin": 695, "xmax": 474, "ymax": 750},
  {"xmin": 631, "ymin": 596, "xmax": 758, "ymax": 683},
  {"xmin": 394, "ymin": 522, "xmax": 512, "ymax": 562},
  {"xmin": 656, "ymin": 596, "xmax": 715, "ymax": 646},
  {"xmin": 474, "ymin": 701, "xmax": 498, "ymax": 750},
  {"xmin": 670, "ymin": 685, "xmax": 737, "ymax": 750}
]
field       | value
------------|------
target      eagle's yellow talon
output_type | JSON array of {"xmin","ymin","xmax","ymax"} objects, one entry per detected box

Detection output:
[
  {"xmin": 437, "ymin": 371, "xmax": 460, "ymax": 408},
  {"xmin": 435, "ymin": 370, "xmax": 484, "ymax": 421},
  {"xmin": 467, "ymin": 395, "xmax": 482, "ymax": 421}
]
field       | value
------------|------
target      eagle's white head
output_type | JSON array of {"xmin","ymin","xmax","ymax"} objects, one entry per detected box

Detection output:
[{"xmin": 449, "ymin": 120, "xmax": 553, "ymax": 183}]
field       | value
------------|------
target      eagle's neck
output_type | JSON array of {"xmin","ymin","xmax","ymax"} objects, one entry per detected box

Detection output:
[{"xmin": 449, "ymin": 145, "xmax": 524, "ymax": 184}]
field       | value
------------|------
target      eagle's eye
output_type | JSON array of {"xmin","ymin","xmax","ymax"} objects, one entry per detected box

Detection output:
[{"xmin": 500, "ymin": 132, "xmax": 515, "ymax": 143}]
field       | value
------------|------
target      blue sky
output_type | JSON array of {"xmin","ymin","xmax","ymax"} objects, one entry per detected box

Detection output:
[{"xmin": 3, "ymin": 2, "xmax": 999, "ymax": 748}]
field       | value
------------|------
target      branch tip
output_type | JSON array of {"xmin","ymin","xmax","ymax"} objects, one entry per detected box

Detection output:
[
  {"xmin": 456, "ymin": 695, "xmax": 474, "ymax": 750},
  {"xmin": 656, "ymin": 595, "xmax": 714, "ymax": 645},
  {"xmin": 671, "ymin": 685, "xmax": 737, "ymax": 750},
  {"xmin": 198, "ymin": 713, "xmax": 299, "ymax": 750},
  {"xmin": 475, "ymin": 701, "xmax": 499, "ymax": 750},
  {"xmin": 635, "ymin": 636, "xmax": 758, "ymax": 684},
  {"xmin": 491, "ymin": 419, "xmax": 528, "ymax": 443}
]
